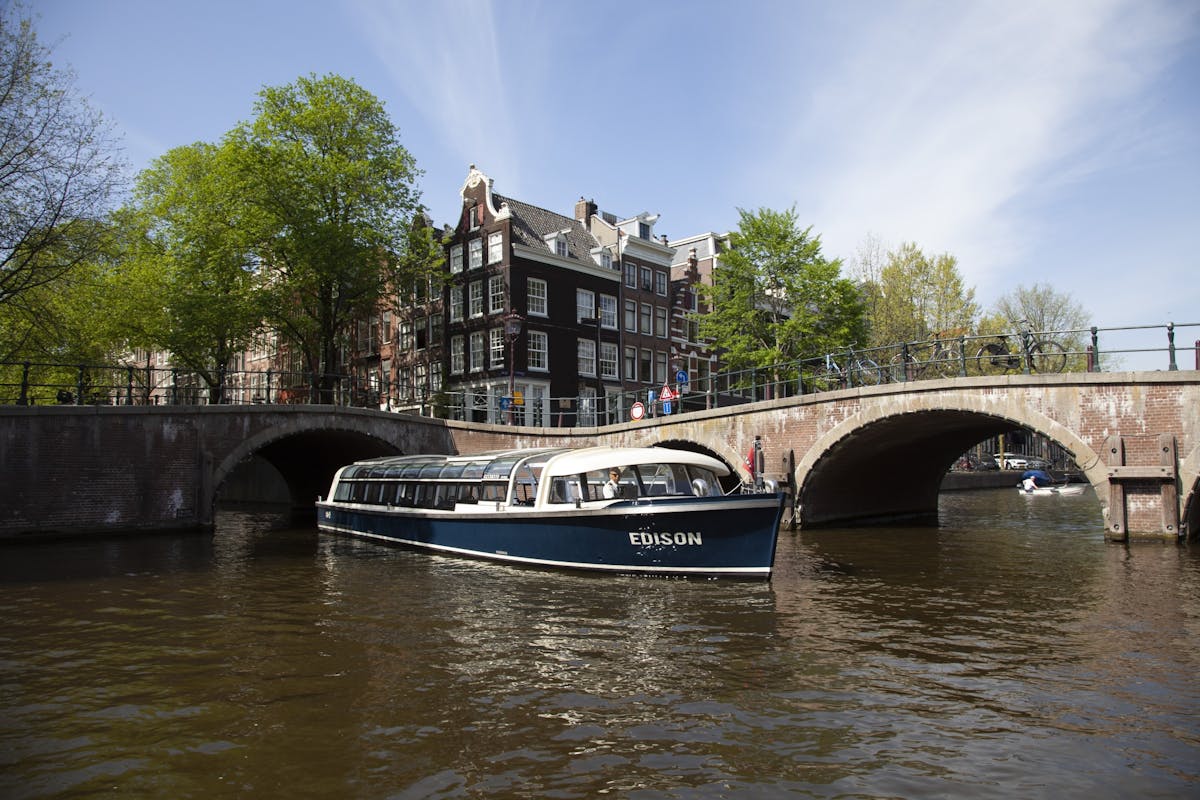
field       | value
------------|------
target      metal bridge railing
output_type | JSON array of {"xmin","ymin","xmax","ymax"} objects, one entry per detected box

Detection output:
[{"xmin": 2, "ymin": 322, "xmax": 1196, "ymax": 419}]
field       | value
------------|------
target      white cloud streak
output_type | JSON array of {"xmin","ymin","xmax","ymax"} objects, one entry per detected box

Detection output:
[{"xmin": 772, "ymin": 0, "xmax": 1196, "ymax": 294}]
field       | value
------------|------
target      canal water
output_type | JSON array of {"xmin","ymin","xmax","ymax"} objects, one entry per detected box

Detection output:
[{"xmin": 1, "ymin": 489, "xmax": 1197, "ymax": 799}]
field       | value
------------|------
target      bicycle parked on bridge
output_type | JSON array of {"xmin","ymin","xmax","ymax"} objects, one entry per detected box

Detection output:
[
  {"xmin": 811, "ymin": 345, "xmax": 883, "ymax": 391},
  {"xmin": 975, "ymin": 321, "xmax": 1068, "ymax": 375},
  {"xmin": 889, "ymin": 328, "xmax": 967, "ymax": 381}
]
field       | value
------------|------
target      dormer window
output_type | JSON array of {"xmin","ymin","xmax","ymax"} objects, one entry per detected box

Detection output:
[
  {"xmin": 544, "ymin": 230, "xmax": 570, "ymax": 259},
  {"xmin": 638, "ymin": 221, "xmax": 650, "ymax": 240}
]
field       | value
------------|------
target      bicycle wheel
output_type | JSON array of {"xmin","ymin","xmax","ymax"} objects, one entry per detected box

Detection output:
[
  {"xmin": 889, "ymin": 352, "xmax": 918, "ymax": 382},
  {"xmin": 851, "ymin": 358, "xmax": 882, "ymax": 386},
  {"xmin": 1027, "ymin": 340, "xmax": 1067, "ymax": 373},
  {"xmin": 975, "ymin": 343, "xmax": 1015, "ymax": 375},
  {"xmin": 930, "ymin": 348, "xmax": 961, "ymax": 378},
  {"xmin": 810, "ymin": 365, "xmax": 842, "ymax": 392}
]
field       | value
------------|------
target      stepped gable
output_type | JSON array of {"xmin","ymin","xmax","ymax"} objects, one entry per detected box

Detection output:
[{"xmin": 494, "ymin": 193, "xmax": 600, "ymax": 263}]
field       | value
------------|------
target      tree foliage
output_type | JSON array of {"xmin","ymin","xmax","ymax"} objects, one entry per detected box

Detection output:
[
  {"xmin": 226, "ymin": 74, "xmax": 427, "ymax": 395},
  {"xmin": 696, "ymin": 207, "xmax": 865, "ymax": 381},
  {"xmin": 0, "ymin": 6, "xmax": 124, "ymax": 308},
  {"xmin": 115, "ymin": 143, "xmax": 267, "ymax": 399},
  {"xmin": 983, "ymin": 283, "xmax": 1093, "ymax": 368},
  {"xmin": 857, "ymin": 241, "xmax": 979, "ymax": 347}
]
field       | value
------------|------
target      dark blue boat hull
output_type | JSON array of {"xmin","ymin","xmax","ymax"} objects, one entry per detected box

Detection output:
[{"xmin": 316, "ymin": 494, "xmax": 784, "ymax": 577}]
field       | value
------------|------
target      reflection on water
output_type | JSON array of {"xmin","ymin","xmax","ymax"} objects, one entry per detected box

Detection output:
[{"xmin": 1, "ymin": 491, "xmax": 1197, "ymax": 798}]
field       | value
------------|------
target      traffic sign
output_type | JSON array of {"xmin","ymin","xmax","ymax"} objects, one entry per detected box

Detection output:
[
  {"xmin": 659, "ymin": 384, "xmax": 675, "ymax": 402},
  {"xmin": 663, "ymin": 400, "xmax": 673, "ymax": 414},
  {"xmin": 630, "ymin": 401, "xmax": 645, "ymax": 421},
  {"xmin": 676, "ymin": 370, "xmax": 689, "ymax": 384},
  {"xmin": 512, "ymin": 389, "xmax": 524, "ymax": 406}
]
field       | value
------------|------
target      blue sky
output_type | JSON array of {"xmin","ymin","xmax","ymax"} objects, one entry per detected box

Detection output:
[{"xmin": 28, "ymin": 0, "xmax": 1200, "ymax": 357}]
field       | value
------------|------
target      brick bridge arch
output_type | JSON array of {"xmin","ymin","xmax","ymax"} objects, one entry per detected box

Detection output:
[{"xmin": 1, "ymin": 372, "xmax": 1195, "ymax": 539}]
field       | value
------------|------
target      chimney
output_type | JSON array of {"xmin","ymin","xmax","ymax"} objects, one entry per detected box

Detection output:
[{"xmin": 575, "ymin": 197, "xmax": 598, "ymax": 227}]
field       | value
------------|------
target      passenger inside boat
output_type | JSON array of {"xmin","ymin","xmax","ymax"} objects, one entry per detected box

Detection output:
[{"xmin": 603, "ymin": 469, "xmax": 621, "ymax": 499}]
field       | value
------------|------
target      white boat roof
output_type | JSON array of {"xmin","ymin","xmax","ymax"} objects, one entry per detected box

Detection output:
[{"xmin": 540, "ymin": 446, "xmax": 730, "ymax": 478}]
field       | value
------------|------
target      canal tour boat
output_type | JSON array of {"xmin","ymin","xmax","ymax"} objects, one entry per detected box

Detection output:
[{"xmin": 316, "ymin": 446, "xmax": 785, "ymax": 578}]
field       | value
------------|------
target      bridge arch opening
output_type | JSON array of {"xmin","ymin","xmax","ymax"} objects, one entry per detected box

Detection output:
[
  {"xmin": 653, "ymin": 438, "xmax": 744, "ymax": 494},
  {"xmin": 213, "ymin": 428, "xmax": 403, "ymax": 522},
  {"xmin": 797, "ymin": 408, "xmax": 1104, "ymax": 529}
]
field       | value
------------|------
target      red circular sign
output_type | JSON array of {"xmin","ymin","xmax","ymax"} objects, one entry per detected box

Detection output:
[{"xmin": 630, "ymin": 401, "xmax": 646, "ymax": 420}]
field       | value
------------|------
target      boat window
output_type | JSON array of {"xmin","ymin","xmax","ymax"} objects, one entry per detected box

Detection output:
[
  {"xmin": 334, "ymin": 480, "xmax": 355, "ymax": 501},
  {"xmin": 511, "ymin": 463, "xmax": 539, "ymax": 505},
  {"xmin": 639, "ymin": 463, "xmax": 691, "ymax": 496},
  {"xmin": 419, "ymin": 463, "xmax": 446, "ymax": 479},
  {"xmin": 456, "ymin": 483, "xmax": 479, "ymax": 504},
  {"xmin": 550, "ymin": 477, "xmax": 583, "ymax": 504},
  {"xmin": 460, "ymin": 461, "xmax": 489, "ymax": 479},
  {"xmin": 584, "ymin": 468, "xmax": 635, "ymax": 501},
  {"xmin": 687, "ymin": 466, "xmax": 721, "ymax": 496},
  {"xmin": 415, "ymin": 483, "xmax": 438, "ymax": 509},
  {"xmin": 480, "ymin": 482, "xmax": 506, "ymax": 502},
  {"xmin": 440, "ymin": 462, "xmax": 467, "ymax": 479},
  {"xmin": 483, "ymin": 457, "xmax": 522, "ymax": 479}
]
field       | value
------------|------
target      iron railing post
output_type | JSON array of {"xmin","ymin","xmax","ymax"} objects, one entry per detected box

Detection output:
[
  {"xmin": 1090, "ymin": 327, "xmax": 1100, "ymax": 372},
  {"xmin": 18, "ymin": 361, "xmax": 30, "ymax": 405},
  {"xmin": 76, "ymin": 365, "xmax": 86, "ymax": 405},
  {"xmin": 1167, "ymin": 322, "xmax": 1178, "ymax": 371}
]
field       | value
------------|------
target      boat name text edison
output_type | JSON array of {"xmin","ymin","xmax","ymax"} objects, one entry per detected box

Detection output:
[{"xmin": 628, "ymin": 531, "xmax": 703, "ymax": 546}]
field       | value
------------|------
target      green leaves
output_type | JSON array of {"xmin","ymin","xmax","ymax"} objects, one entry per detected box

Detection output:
[{"xmin": 697, "ymin": 206, "xmax": 866, "ymax": 377}]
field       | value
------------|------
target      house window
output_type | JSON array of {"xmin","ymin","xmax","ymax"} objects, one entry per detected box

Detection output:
[
  {"xmin": 399, "ymin": 321, "xmax": 414, "ymax": 350},
  {"xmin": 624, "ymin": 346, "xmax": 637, "ymax": 382},
  {"xmin": 579, "ymin": 387, "xmax": 596, "ymax": 426},
  {"xmin": 656, "ymin": 351, "xmax": 667, "ymax": 384},
  {"xmin": 469, "ymin": 281, "xmax": 483, "ymax": 317},
  {"xmin": 640, "ymin": 303, "xmax": 652, "ymax": 334},
  {"xmin": 528, "ymin": 278, "xmax": 547, "ymax": 316},
  {"xmin": 430, "ymin": 361, "xmax": 443, "ymax": 392},
  {"xmin": 430, "ymin": 313, "xmax": 443, "ymax": 346},
  {"xmin": 450, "ymin": 245, "xmax": 464, "ymax": 274},
  {"xmin": 449, "ymin": 286, "xmax": 463, "ymax": 322},
  {"xmin": 470, "ymin": 331, "xmax": 485, "ymax": 371},
  {"xmin": 469, "ymin": 204, "xmax": 482, "ymax": 230},
  {"xmin": 638, "ymin": 221, "xmax": 650, "ymax": 240},
  {"xmin": 451, "ymin": 335, "xmax": 464, "ymax": 374},
  {"xmin": 599, "ymin": 295, "xmax": 617, "ymax": 329},
  {"xmin": 624, "ymin": 299, "xmax": 637, "ymax": 333},
  {"xmin": 578, "ymin": 338, "xmax": 596, "ymax": 376},
  {"xmin": 601, "ymin": 252, "xmax": 612, "ymax": 269},
  {"xmin": 576, "ymin": 288, "xmax": 595, "ymax": 323},
  {"xmin": 487, "ymin": 232, "xmax": 503, "ymax": 264},
  {"xmin": 640, "ymin": 349, "xmax": 652, "ymax": 383},
  {"xmin": 382, "ymin": 311, "xmax": 393, "ymax": 343},
  {"xmin": 488, "ymin": 275, "xmax": 505, "ymax": 314},
  {"xmin": 655, "ymin": 271, "xmax": 667, "ymax": 296},
  {"xmin": 468, "ymin": 238, "xmax": 483, "ymax": 270},
  {"xmin": 655, "ymin": 306, "xmax": 667, "ymax": 338},
  {"xmin": 599, "ymin": 342, "xmax": 617, "ymax": 379},
  {"xmin": 528, "ymin": 331, "xmax": 548, "ymax": 371},
  {"xmin": 555, "ymin": 236, "xmax": 568, "ymax": 258},
  {"xmin": 640, "ymin": 267, "xmax": 652, "ymax": 291},
  {"xmin": 489, "ymin": 327, "xmax": 505, "ymax": 368},
  {"xmin": 623, "ymin": 261, "xmax": 637, "ymax": 288}
]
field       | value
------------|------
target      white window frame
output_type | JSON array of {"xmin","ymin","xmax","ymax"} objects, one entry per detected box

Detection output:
[
  {"xmin": 470, "ymin": 331, "xmax": 485, "ymax": 372},
  {"xmin": 655, "ymin": 270, "xmax": 668, "ymax": 296},
  {"xmin": 655, "ymin": 306, "xmax": 667, "ymax": 338},
  {"xmin": 528, "ymin": 278, "xmax": 548, "ymax": 317},
  {"xmin": 469, "ymin": 281, "xmax": 483, "ymax": 318},
  {"xmin": 488, "ymin": 275, "xmax": 505, "ymax": 315},
  {"xmin": 624, "ymin": 299, "xmax": 637, "ymax": 332},
  {"xmin": 489, "ymin": 327, "xmax": 505, "ymax": 369},
  {"xmin": 599, "ymin": 342, "xmax": 617, "ymax": 379},
  {"xmin": 599, "ymin": 294, "xmax": 617, "ymax": 329},
  {"xmin": 469, "ymin": 238, "xmax": 483, "ymax": 270},
  {"xmin": 450, "ymin": 245, "xmax": 464, "ymax": 274},
  {"xmin": 487, "ymin": 232, "xmax": 503, "ymax": 264},
  {"xmin": 576, "ymin": 288, "xmax": 595, "ymax": 323},
  {"xmin": 577, "ymin": 338, "xmax": 596, "ymax": 377},
  {"xmin": 624, "ymin": 346, "xmax": 637, "ymax": 382},
  {"xmin": 528, "ymin": 330, "xmax": 548, "ymax": 371},
  {"xmin": 449, "ymin": 286, "xmax": 463, "ymax": 322},
  {"xmin": 451, "ymin": 335, "xmax": 464, "ymax": 374}
]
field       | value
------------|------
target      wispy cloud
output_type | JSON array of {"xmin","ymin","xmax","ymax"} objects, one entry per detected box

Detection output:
[
  {"xmin": 770, "ymin": 0, "xmax": 1196, "ymax": 294},
  {"xmin": 347, "ymin": 0, "xmax": 523, "ymax": 194}
]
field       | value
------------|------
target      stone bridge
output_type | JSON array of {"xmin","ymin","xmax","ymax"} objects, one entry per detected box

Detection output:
[{"xmin": 1, "ymin": 371, "xmax": 1196, "ymax": 540}]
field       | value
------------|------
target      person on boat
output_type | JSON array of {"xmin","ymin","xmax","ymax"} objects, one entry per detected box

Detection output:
[
  {"xmin": 603, "ymin": 468, "xmax": 622, "ymax": 499},
  {"xmin": 1021, "ymin": 469, "xmax": 1053, "ymax": 490}
]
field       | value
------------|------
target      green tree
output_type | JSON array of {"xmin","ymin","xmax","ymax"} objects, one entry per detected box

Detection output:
[
  {"xmin": 983, "ymin": 283, "xmax": 1092, "ymax": 370},
  {"xmin": 226, "ymin": 73, "xmax": 426, "ymax": 400},
  {"xmin": 115, "ymin": 143, "xmax": 267, "ymax": 401},
  {"xmin": 0, "ymin": 6, "xmax": 124, "ymax": 309},
  {"xmin": 859, "ymin": 242, "xmax": 979, "ymax": 347},
  {"xmin": 696, "ymin": 206, "xmax": 865, "ymax": 385}
]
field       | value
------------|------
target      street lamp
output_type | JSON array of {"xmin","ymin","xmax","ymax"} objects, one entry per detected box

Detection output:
[{"xmin": 504, "ymin": 307, "xmax": 524, "ymax": 424}]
